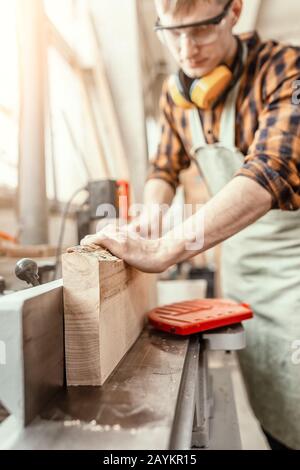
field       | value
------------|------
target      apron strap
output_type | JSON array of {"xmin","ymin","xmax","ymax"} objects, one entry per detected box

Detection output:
[
  {"xmin": 219, "ymin": 43, "xmax": 248, "ymax": 149},
  {"xmin": 189, "ymin": 42, "xmax": 248, "ymax": 154},
  {"xmin": 190, "ymin": 109, "xmax": 207, "ymax": 156},
  {"xmin": 219, "ymin": 84, "xmax": 240, "ymax": 149}
]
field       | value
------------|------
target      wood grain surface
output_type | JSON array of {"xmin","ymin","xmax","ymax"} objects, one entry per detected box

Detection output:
[{"xmin": 62, "ymin": 247, "xmax": 157, "ymax": 386}]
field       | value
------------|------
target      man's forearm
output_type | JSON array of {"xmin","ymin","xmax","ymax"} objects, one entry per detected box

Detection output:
[
  {"xmin": 143, "ymin": 179, "xmax": 175, "ymax": 206},
  {"xmin": 161, "ymin": 176, "xmax": 273, "ymax": 265},
  {"xmin": 81, "ymin": 176, "xmax": 273, "ymax": 274},
  {"xmin": 129, "ymin": 179, "xmax": 175, "ymax": 235}
]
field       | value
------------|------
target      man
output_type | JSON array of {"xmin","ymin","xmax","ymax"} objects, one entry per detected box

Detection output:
[{"xmin": 81, "ymin": 0, "xmax": 300, "ymax": 449}]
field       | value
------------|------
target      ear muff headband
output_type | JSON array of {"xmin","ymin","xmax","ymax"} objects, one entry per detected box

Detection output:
[
  {"xmin": 189, "ymin": 65, "xmax": 233, "ymax": 109},
  {"xmin": 168, "ymin": 38, "xmax": 244, "ymax": 110},
  {"xmin": 168, "ymin": 74, "xmax": 195, "ymax": 110}
]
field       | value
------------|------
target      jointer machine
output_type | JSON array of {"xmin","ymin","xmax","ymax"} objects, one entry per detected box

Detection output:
[{"xmin": 0, "ymin": 258, "xmax": 250, "ymax": 450}]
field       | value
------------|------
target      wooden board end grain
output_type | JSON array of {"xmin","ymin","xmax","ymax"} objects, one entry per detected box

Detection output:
[{"xmin": 62, "ymin": 247, "xmax": 157, "ymax": 386}]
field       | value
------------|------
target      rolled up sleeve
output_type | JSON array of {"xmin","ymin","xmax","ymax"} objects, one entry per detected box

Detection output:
[{"xmin": 235, "ymin": 48, "xmax": 300, "ymax": 210}]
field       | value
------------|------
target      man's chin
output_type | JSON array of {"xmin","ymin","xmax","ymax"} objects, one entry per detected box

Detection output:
[{"xmin": 181, "ymin": 64, "xmax": 213, "ymax": 79}]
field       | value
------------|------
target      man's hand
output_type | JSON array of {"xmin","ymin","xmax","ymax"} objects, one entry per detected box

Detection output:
[{"xmin": 80, "ymin": 224, "xmax": 179, "ymax": 273}]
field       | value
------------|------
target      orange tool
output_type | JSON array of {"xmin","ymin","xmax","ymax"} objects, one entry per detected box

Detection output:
[
  {"xmin": 117, "ymin": 180, "xmax": 130, "ymax": 221},
  {"xmin": 148, "ymin": 298, "xmax": 253, "ymax": 336},
  {"xmin": 0, "ymin": 231, "xmax": 17, "ymax": 243}
]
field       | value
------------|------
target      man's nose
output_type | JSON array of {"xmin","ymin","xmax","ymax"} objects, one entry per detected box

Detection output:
[{"xmin": 179, "ymin": 34, "xmax": 200, "ymax": 59}]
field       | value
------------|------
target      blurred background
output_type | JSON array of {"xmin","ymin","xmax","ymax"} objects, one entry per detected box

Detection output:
[{"xmin": 0, "ymin": 0, "xmax": 300, "ymax": 449}]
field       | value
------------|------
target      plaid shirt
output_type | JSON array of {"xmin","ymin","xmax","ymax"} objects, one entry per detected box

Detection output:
[{"xmin": 147, "ymin": 32, "xmax": 300, "ymax": 210}]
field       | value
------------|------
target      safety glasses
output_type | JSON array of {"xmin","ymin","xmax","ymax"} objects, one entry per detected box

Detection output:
[{"xmin": 154, "ymin": 0, "xmax": 234, "ymax": 46}]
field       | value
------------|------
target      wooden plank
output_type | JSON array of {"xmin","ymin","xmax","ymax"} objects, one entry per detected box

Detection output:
[
  {"xmin": 0, "ymin": 280, "xmax": 64, "ymax": 426},
  {"xmin": 1, "ymin": 244, "xmax": 57, "ymax": 258},
  {"xmin": 62, "ymin": 246, "xmax": 157, "ymax": 386}
]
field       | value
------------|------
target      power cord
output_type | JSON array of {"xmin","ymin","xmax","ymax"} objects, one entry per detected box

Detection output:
[{"xmin": 53, "ymin": 185, "xmax": 88, "ymax": 280}]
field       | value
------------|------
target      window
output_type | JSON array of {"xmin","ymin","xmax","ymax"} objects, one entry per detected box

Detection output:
[
  {"xmin": 0, "ymin": 0, "xmax": 18, "ymax": 189},
  {"xmin": 0, "ymin": 0, "xmax": 107, "ymax": 203}
]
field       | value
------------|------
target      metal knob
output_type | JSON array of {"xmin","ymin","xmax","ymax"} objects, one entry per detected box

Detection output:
[{"xmin": 15, "ymin": 258, "xmax": 40, "ymax": 287}]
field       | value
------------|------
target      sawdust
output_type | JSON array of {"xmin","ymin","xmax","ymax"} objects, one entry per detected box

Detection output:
[
  {"xmin": 63, "ymin": 419, "xmax": 123, "ymax": 433},
  {"xmin": 66, "ymin": 245, "xmax": 119, "ymax": 262}
]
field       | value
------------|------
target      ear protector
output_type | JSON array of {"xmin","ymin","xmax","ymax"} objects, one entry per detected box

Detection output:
[{"xmin": 168, "ymin": 38, "xmax": 244, "ymax": 110}]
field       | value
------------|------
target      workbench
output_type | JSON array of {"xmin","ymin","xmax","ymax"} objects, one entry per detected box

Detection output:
[{"xmin": 0, "ymin": 280, "xmax": 243, "ymax": 450}]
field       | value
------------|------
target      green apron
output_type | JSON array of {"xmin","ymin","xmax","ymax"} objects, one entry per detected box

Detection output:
[{"xmin": 189, "ymin": 55, "xmax": 300, "ymax": 449}]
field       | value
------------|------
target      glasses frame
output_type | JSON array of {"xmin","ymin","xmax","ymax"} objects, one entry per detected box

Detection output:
[{"xmin": 154, "ymin": 0, "xmax": 234, "ymax": 33}]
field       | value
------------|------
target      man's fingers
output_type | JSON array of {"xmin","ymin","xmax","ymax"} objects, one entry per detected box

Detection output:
[
  {"xmin": 96, "ymin": 235, "xmax": 128, "ymax": 260},
  {"xmin": 80, "ymin": 231, "xmax": 125, "ymax": 255},
  {"xmin": 80, "ymin": 234, "xmax": 103, "ymax": 246}
]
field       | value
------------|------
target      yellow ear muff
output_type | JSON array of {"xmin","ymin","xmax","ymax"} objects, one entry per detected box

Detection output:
[
  {"xmin": 168, "ymin": 75, "xmax": 195, "ymax": 110},
  {"xmin": 190, "ymin": 65, "xmax": 233, "ymax": 110}
]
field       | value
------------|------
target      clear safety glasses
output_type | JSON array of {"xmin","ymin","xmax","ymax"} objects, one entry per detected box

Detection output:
[{"xmin": 154, "ymin": 0, "xmax": 233, "ymax": 47}]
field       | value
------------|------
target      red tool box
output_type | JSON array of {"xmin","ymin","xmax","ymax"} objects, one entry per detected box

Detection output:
[{"xmin": 148, "ymin": 298, "xmax": 253, "ymax": 336}]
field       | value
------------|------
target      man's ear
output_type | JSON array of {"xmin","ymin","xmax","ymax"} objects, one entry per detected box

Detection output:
[{"xmin": 230, "ymin": 0, "xmax": 243, "ymax": 27}]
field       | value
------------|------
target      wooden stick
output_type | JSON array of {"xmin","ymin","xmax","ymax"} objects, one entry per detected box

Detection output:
[{"xmin": 62, "ymin": 246, "xmax": 157, "ymax": 386}]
